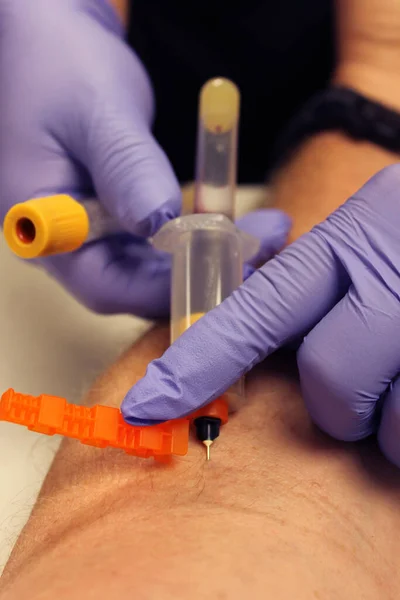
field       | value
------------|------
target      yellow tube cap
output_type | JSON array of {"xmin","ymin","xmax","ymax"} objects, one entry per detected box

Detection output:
[
  {"xmin": 3, "ymin": 195, "xmax": 90, "ymax": 259},
  {"xmin": 199, "ymin": 78, "xmax": 240, "ymax": 133}
]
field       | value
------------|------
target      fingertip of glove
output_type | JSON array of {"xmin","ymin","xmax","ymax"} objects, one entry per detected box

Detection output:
[
  {"xmin": 243, "ymin": 263, "xmax": 256, "ymax": 280},
  {"xmin": 129, "ymin": 196, "xmax": 182, "ymax": 237},
  {"xmin": 237, "ymin": 209, "xmax": 292, "ymax": 265},
  {"xmin": 304, "ymin": 392, "xmax": 376, "ymax": 444},
  {"xmin": 121, "ymin": 409, "xmax": 164, "ymax": 428},
  {"xmin": 236, "ymin": 208, "xmax": 291, "ymax": 236},
  {"xmin": 378, "ymin": 435, "xmax": 400, "ymax": 470},
  {"xmin": 121, "ymin": 390, "xmax": 173, "ymax": 427},
  {"xmin": 309, "ymin": 414, "xmax": 369, "ymax": 444},
  {"xmin": 377, "ymin": 392, "xmax": 400, "ymax": 469},
  {"xmin": 298, "ymin": 341, "xmax": 377, "ymax": 444}
]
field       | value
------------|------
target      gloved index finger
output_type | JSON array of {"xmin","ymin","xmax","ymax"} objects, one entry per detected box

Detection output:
[{"xmin": 121, "ymin": 228, "xmax": 350, "ymax": 425}]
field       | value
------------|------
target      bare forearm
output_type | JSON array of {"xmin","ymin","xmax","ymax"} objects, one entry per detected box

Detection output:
[
  {"xmin": 272, "ymin": 133, "xmax": 400, "ymax": 242},
  {"xmin": 1, "ymin": 329, "xmax": 400, "ymax": 598}
]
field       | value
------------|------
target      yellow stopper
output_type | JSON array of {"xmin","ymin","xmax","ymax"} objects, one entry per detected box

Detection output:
[
  {"xmin": 199, "ymin": 78, "xmax": 240, "ymax": 133},
  {"xmin": 3, "ymin": 195, "xmax": 90, "ymax": 259}
]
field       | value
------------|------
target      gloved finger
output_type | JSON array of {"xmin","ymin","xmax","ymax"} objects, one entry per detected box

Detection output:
[
  {"xmin": 67, "ymin": 100, "xmax": 182, "ymax": 238},
  {"xmin": 378, "ymin": 376, "xmax": 400, "ymax": 468},
  {"xmin": 235, "ymin": 209, "xmax": 292, "ymax": 266},
  {"xmin": 297, "ymin": 283, "xmax": 400, "ymax": 442},
  {"xmin": 0, "ymin": 129, "xmax": 88, "ymax": 217},
  {"xmin": 42, "ymin": 234, "xmax": 171, "ymax": 318},
  {"xmin": 121, "ymin": 231, "xmax": 349, "ymax": 425}
]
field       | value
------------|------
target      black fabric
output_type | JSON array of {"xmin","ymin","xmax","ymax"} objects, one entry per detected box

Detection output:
[
  {"xmin": 273, "ymin": 86, "xmax": 400, "ymax": 171},
  {"xmin": 127, "ymin": 0, "xmax": 334, "ymax": 183}
]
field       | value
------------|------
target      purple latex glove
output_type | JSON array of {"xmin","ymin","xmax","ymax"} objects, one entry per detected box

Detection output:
[
  {"xmin": 122, "ymin": 165, "xmax": 400, "ymax": 468},
  {"xmin": 0, "ymin": 0, "xmax": 182, "ymax": 317}
]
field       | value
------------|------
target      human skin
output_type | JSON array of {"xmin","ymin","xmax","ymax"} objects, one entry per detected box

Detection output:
[
  {"xmin": 109, "ymin": 0, "xmax": 128, "ymax": 26},
  {"xmin": 272, "ymin": 0, "xmax": 400, "ymax": 242},
  {"xmin": 1, "ymin": 327, "xmax": 400, "ymax": 599}
]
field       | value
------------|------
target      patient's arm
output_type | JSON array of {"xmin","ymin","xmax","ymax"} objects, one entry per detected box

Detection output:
[{"xmin": 1, "ymin": 326, "xmax": 400, "ymax": 599}]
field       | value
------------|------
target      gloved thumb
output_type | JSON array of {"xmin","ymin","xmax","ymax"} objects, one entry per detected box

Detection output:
[
  {"xmin": 235, "ymin": 209, "xmax": 292, "ymax": 269},
  {"xmin": 69, "ymin": 102, "xmax": 182, "ymax": 238}
]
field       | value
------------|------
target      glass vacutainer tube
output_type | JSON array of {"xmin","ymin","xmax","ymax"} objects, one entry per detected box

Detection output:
[
  {"xmin": 194, "ymin": 78, "xmax": 240, "ymax": 220},
  {"xmin": 152, "ymin": 213, "xmax": 260, "ymax": 411}
]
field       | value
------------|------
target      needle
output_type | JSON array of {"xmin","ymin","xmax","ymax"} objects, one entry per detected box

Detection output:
[
  {"xmin": 203, "ymin": 439, "xmax": 213, "ymax": 461},
  {"xmin": 194, "ymin": 417, "xmax": 220, "ymax": 460}
]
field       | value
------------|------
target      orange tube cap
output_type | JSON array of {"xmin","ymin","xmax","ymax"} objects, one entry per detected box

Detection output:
[{"xmin": 3, "ymin": 195, "xmax": 89, "ymax": 259}]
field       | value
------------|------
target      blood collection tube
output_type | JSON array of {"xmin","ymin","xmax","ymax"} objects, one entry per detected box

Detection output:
[
  {"xmin": 194, "ymin": 78, "xmax": 240, "ymax": 219},
  {"xmin": 3, "ymin": 195, "xmax": 118, "ymax": 259},
  {"xmin": 153, "ymin": 77, "xmax": 259, "ymax": 459}
]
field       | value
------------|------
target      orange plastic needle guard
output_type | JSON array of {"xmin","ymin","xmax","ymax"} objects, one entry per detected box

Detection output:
[{"xmin": 0, "ymin": 389, "xmax": 189, "ymax": 459}]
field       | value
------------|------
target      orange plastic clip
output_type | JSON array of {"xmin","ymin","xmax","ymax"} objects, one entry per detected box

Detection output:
[{"xmin": 0, "ymin": 389, "xmax": 189, "ymax": 459}]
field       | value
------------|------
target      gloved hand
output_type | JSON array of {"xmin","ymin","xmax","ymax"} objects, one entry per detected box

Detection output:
[
  {"xmin": 0, "ymin": 0, "xmax": 182, "ymax": 317},
  {"xmin": 122, "ymin": 164, "xmax": 400, "ymax": 468}
]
